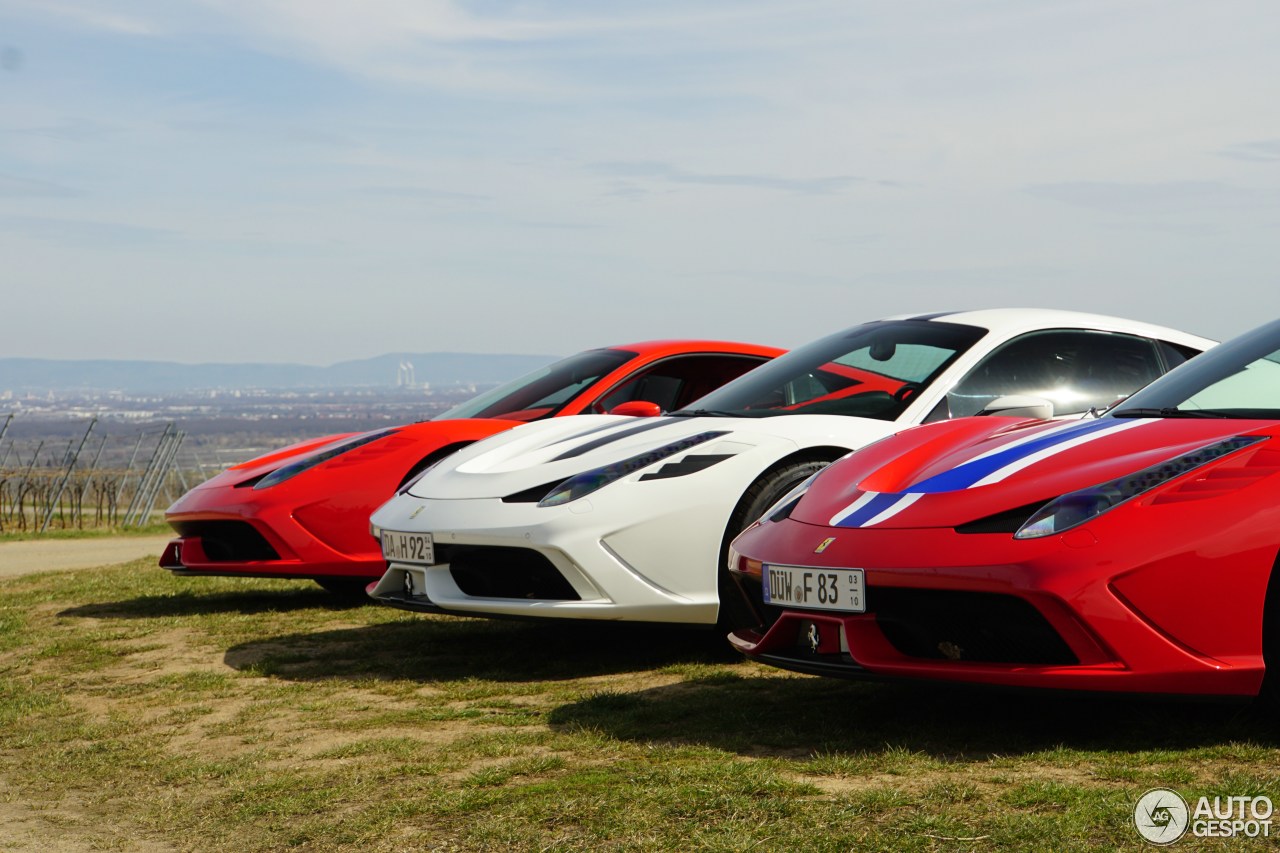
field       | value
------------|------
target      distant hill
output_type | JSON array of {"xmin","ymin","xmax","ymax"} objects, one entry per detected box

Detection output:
[{"xmin": 0, "ymin": 352, "xmax": 561, "ymax": 393}]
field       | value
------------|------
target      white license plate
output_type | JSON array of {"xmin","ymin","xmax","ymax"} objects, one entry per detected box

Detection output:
[
  {"xmin": 381, "ymin": 530, "xmax": 434, "ymax": 564},
  {"xmin": 762, "ymin": 564, "xmax": 865, "ymax": 612}
]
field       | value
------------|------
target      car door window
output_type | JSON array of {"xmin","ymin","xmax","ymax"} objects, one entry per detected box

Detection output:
[
  {"xmin": 946, "ymin": 330, "xmax": 1165, "ymax": 418},
  {"xmin": 593, "ymin": 354, "xmax": 770, "ymax": 413}
]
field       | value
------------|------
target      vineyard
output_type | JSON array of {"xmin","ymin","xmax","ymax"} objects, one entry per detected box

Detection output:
[
  {"xmin": 0, "ymin": 388, "xmax": 457, "ymax": 536},
  {"xmin": 0, "ymin": 414, "xmax": 287, "ymax": 534}
]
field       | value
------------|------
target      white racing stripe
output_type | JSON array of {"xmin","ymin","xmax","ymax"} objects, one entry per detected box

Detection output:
[
  {"xmin": 969, "ymin": 418, "xmax": 1151, "ymax": 487},
  {"xmin": 861, "ymin": 492, "xmax": 923, "ymax": 527},
  {"xmin": 828, "ymin": 491, "xmax": 880, "ymax": 527}
]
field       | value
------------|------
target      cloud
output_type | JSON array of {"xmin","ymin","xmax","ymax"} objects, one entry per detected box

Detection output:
[
  {"xmin": 352, "ymin": 186, "xmax": 489, "ymax": 202},
  {"xmin": 13, "ymin": 0, "xmax": 587, "ymax": 54},
  {"xmin": 0, "ymin": 174, "xmax": 82, "ymax": 198},
  {"xmin": 592, "ymin": 161, "xmax": 891, "ymax": 195},
  {"xmin": 1023, "ymin": 181, "xmax": 1280, "ymax": 214},
  {"xmin": 5, "ymin": 0, "xmax": 607, "ymax": 95},
  {"xmin": 197, "ymin": 1, "xmax": 840, "ymax": 50},
  {"xmin": 0, "ymin": 215, "xmax": 177, "ymax": 247},
  {"xmin": 0, "ymin": 118, "xmax": 116, "ymax": 143},
  {"xmin": 212, "ymin": 2, "xmax": 824, "ymax": 97},
  {"xmin": 8, "ymin": 0, "xmax": 854, "ymax": 98},
  {"xmin": 8, "ymin": 0, "xmax": 161, "ymax": 35},
  {"xmin": 1218, "ymin": 140, "xmax": 1280, "ymax": 162}
]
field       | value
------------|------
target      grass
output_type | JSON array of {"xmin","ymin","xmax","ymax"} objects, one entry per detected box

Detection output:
[
  {"xmin": 1, "ymin": 556, "xmax": 1279, "ymax": 851},
  {"xmin": 0, "ymin": 519, "xmax": 171, "ymax": 542}
]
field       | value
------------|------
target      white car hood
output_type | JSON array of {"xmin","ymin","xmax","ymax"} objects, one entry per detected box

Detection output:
[{"xmin": 405, "ymin": 413, "xmax": 895, "ymax": 500}]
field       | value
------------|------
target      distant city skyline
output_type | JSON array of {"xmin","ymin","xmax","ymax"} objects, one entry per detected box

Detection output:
[
  {"xmin": 3, "ymin": 1, "xmax": 1280, "ymax": 364},
  {"xmin": 0, "ymin": 349, "xmax": 558, "ymax": 392}
]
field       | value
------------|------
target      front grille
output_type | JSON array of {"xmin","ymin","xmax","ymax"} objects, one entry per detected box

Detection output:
[
  {"xmin": 171, "ymin": 520, "xmax": 280, "ymax": 562},
  {"xmin": 874, "ymin": 588, "xmax": 1076, "ymax": 665},
  {"xmin": 441, "ymin": 545, "xmax": 580, "ymax": 600},
  {"xmin": 734, "ymin": 573, "xmax": 1077, "ymax": 666}
]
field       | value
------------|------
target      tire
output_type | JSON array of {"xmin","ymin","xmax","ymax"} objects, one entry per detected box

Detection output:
[
  {"xmin": 314, "ymin": 577, "xmax": 372, "ymax": 599},
  {"xmin": 717, "ymin": 457, "xmax": 834, "ymax": 631},
  {"xmin": 1261, "ymin": 553, "xmax": 1280, "ymax": 709}
]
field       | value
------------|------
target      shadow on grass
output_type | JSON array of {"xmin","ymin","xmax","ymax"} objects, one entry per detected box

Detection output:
[
  {"xmin": 547, "ymin": 673, "xmax": 1279, "ymax": 759},
  {"xmin": 58, "ymin": 583, "xmax": 740, "ymax": 681},
  {"xmin": 57, "ymin": 583, "xmax": 1280, "ymax": 757},
  {"xmin": 60, "ymin": 587, "xmax": 369, "ymax": 619},
  {"xmin": 221, "ymin": 618, "xmax": 739, "ymax": 683}
]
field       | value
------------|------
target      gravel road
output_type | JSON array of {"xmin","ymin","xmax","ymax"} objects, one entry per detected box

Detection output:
[{"xmin": 0, "ymin": 535, "xmax": 173, "ymax": 579}]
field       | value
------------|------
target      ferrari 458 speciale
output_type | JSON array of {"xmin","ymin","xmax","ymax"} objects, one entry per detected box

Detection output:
[
  {"xmin": 728, "ymin": 317, "xmax": 1280, "ymax": 700},
  {"xmin": 161, "ymin": 340, "xmax": 782, "ymax": 593}
]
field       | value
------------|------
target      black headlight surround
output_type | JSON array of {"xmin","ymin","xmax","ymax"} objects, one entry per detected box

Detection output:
[
  {"xmin": 1013, "ymin": 434, "xmax": 1268, "ymax": 539},
  {"xmin": 254, "ymin": 428, "xmax": 399, "ymax": 490}
]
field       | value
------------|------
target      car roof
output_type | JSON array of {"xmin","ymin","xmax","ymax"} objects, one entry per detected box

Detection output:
[
  {"xmin": 876, "ymin": 308, "xmax": 1215, "ymax": 350},
  {"xmin": 598, "ymin": 340, "xmax": 787, "ymax": 358}
]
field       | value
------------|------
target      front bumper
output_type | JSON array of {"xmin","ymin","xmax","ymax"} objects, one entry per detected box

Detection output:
[
  {"xmin": 367, "ymin": 487, "xmax": 737, "ymax": 624},
  {"xmin": 162, "ymin": 483, "xmax": 383, "ymax": 581},
  {"xmin": 726, "ymin": 518, "xmax": 1269, "ymax": 698}
]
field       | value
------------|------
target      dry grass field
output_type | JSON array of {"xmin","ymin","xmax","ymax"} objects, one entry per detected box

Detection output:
[{"xmin": 1, "ymin": 545, "xmax": 1278, "ymax": 851}]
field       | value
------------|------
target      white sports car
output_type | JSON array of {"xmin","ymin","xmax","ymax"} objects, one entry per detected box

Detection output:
[{"xmin": 369, "ymin": 310, "xmax": 1214, "ymax": 626}]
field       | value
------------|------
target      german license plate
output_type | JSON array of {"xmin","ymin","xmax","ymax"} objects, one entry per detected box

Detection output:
[
  {"xmin": 381, "ymin": 530, "xmax": 434, "ymax": 564},
  {"xmin": 762, "ymin": 564, "xmax": 865, "ymax": 612}
]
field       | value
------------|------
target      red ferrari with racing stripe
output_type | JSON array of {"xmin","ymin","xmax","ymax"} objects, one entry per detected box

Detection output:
[
  {"xmin": 161, "ymin": 340, "xmax": 782, "ymax": 594},
  {"xmin": 727, "ymin": 317, "xmax": 1280, "ymax": 700}
]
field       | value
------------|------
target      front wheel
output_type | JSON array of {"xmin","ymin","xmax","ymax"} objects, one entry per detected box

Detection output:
[
  {"xmin": 1261, "ymin": 554, "xmax": 1280, "ymax": 709},
  {"xmin": 717, "ymin": 458, "xmax": 833, "ymax": 631}
]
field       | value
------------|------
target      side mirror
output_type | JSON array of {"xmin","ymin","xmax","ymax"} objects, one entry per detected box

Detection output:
[
  {"xmin": 978, "ymin": 395, "xmax": 1054, "ymax": 420},
  {"xmin": 608, "ymin": 400, "xmax": 663, "ymax": 417}
]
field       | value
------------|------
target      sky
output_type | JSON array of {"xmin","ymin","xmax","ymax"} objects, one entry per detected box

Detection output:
[{"xmin": 2, "ymin": 0, "xmax": 1280, "ymax": 364}]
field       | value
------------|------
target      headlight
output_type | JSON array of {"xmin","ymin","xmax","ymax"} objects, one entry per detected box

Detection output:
[
  {"xmin": 538, "ymin": 431, "xmax": 729, "ymax": 507},
  {"xmin": 254, "ymin": 429, "xmax": 398, "ymax": 490},
  {"xmin": 1014, "ymin": 434, "xmax": 1266, "ymax": 539}
]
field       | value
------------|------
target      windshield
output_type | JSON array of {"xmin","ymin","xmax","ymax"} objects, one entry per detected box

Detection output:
[
  {"xmin": 435, "ymin": 349, "xmax": 636, "ymax": 421},
  {"xmin": 672, "ymin": 320, "xmax": 986, "ymax": 420},
  {"xmin": 1110, "ymin": 318, "xmax": 1280, "ymax": 419}
]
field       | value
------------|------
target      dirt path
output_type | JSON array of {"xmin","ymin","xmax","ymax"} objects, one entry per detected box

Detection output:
[{"xmin": 0, "ymin": 535, "xmax": 172, "ymax": 579}]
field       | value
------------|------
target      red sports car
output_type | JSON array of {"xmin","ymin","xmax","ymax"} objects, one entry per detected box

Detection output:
[
  {"xmin": 727, "ymin": 318, "xmax": 1280, "ymax": 700},
  {"xmin": 162, "ymin": 340, "xmax": 782, "ymax": 594}
]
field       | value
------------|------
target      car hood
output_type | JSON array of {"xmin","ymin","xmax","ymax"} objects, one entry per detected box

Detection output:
[
  {"xmin": 187, "ymin": 418, "xmax": 520, "ymax": 491},
  {"xmin": 792, "ymin": 415, "xmax": 1280, "ymax": 530},
  {"xmin": 404, "ymin": 413, "xmax": 894, "ymax": 500}
]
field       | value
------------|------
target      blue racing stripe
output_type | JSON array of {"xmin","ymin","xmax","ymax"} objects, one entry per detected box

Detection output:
[
  {"xmin": 905, "ymin": 418, "xmax": 1124, "ymax": 494},
  {"xmin": 827, "ymin": 418, "xmax": 1146, "ymax": 529},
  {"xmin": 833, "ymin": 492, "xmax": 909, "ymax": 528}
]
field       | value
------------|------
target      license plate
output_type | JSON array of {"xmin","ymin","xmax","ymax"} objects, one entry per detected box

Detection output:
[
  {"xmin": 381, "ymin": 530, "xmax": 434, "ymax": 564},
  {"xmin": 762, "ymin": 564, "xmax": 865, "ymax": 612}
]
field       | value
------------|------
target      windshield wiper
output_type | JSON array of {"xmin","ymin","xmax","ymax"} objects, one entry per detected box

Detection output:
[
  {"xmin": 1111, "ymin": 407, "xmax": 1231, "ymax": 419},
  {"xmin": 668, "ymin": 408, "xmax": 741, "ymax": 418}
]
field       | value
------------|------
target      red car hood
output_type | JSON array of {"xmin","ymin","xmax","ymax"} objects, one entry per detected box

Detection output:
[
  {"xmin": 192, "ymin": 418, "xmax": 520, "ymax": 490},
  {"xmin": 792, "ymin": 415, "xmax": 1280, "ymax": 530}
]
